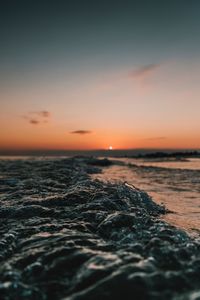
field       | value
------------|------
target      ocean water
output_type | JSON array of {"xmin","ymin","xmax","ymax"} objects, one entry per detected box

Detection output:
[
  {"xmin": 92, "ymin": 157, "xmax": 200, "ymax": 237},
  {"xmin": 1, "ymin": 155, "xmax": 200, "ymax": 237},
  {"xmin": 1, "ymin": 155, "xmax": 200, "ymax": 298}
]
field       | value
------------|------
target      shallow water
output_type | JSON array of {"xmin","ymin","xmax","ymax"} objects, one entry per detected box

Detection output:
[{"xmin": 92, "ymin": 158, "xmax": 200, "ymax": 236}]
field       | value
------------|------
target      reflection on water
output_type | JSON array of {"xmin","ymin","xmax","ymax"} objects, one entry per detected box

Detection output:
[
  {"xmin": 92, "ymin": 158, "xmax": 200, "ymax": 236},
  {"xmin": 125, "ymin": 157, "xmax": 200, "ymax": 170}
]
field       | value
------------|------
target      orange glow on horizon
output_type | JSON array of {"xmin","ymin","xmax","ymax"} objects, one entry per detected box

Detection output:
[
  {"xmin": 1, "ymin": 110, "xmax": 200, "ymax": 151},
  {"xmin": 1, "ymin": 61, "xmax": 200, "ymax": 152},
  {"xmin": 1, "ymin": 128, "xmax": 200, "ymax": 152}
]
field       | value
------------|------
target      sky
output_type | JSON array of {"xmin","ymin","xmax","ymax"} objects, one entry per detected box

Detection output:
[{"xmin": 1, "ymin": 0, "xmax": 200, "ymax": 151}]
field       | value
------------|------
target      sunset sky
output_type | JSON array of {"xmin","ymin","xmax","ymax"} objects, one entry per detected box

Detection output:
[{"xmin": 1, "ymin": 0, "xmax": 200, "ymax": 151}]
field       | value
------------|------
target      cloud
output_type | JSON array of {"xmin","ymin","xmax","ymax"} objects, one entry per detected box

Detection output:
[
  {"xmin": 129, "ymin": 63, "xmax": 160, "ymax": 80},
  {"xmin": 143, "ymin": 136, "xmax": 167, "ymax": 141},
  {"xmin": 22, "ymin": 110, "xmax": 51, "ymax": 125},
  {"xmin": 29, "ymin": 119, "xmax": 39, "ymax": 125},
  {"xmin": 70, "ymin": 130, "xmax": 92, "ymax": 135},
  {"xmin": 33, "ymin": 111, "xmax": 50, "ymax": 118}
]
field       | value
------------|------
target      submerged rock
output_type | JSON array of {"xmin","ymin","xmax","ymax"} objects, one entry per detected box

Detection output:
[{"xmin": 0, "ymin": 157, "xmax": 199, "ymax": 299}]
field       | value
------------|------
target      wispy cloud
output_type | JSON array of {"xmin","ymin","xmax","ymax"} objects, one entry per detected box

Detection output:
[
  {"xmin": 22, "ymin": 110, "xmax": 51, "ymax": 125},
  {"xmin": 31, "ymin": 110, "xmax": 50, "ymax": 118},
  {"xmin": 70, "ymin": 130, "xmax": 92, "ymax": 135},
  {"xmin": 129, "ymin": 63, "xmax": 160, "ymax": 80}
]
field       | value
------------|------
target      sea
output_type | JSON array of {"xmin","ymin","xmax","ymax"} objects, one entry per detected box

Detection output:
[
  {"xmin": 1, "ymin": 153, "xmax": 200, "ymax": 237},
  {"xmin": 92, "ymin": 157, "xmax": 200, "ymax": 237}
]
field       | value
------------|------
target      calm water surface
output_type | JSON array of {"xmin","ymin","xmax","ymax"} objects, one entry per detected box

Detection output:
[{"xmin": 92, "ymin": 157, "xmax": 200, "ymax": 236}]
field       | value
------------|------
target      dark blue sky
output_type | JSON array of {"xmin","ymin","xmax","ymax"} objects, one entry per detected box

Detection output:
[{"xmin": 1, "ymin": 0, "xmax": 200, "ymax": 78}]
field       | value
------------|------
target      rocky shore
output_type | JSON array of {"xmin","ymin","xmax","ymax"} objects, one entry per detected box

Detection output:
[{"xmin": 0, "ymin": 157, "xmax": 200, "ymax": 300}]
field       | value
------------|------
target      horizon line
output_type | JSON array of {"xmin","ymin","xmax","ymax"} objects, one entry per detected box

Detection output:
[{"xmin": 0, "ymin": 147, "xmax": 200, "ymax": 156}]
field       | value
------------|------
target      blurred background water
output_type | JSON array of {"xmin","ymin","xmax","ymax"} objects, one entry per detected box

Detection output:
[{"xmin": 92, "ymin": 157, "xmax": 200, "ymax": 237}]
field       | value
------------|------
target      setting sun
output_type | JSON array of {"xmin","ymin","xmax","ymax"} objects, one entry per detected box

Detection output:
[{"xmin": 109, "ymin": 146, "xmax": 113, "ymax": 150}]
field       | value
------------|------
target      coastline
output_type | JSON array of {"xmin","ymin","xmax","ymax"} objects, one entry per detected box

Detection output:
[{"xmin": 0, "ymin": 157, "xmax": 200, "ymax": 299}]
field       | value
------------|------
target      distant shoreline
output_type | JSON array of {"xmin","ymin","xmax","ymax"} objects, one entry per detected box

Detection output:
[{"xmin": 0, "ymin": 149, "xmax": 200, "ymax": 158}]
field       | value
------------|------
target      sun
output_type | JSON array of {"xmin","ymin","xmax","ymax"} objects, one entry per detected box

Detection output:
[{"xmin": 108, "ymin": 146, "xmax": 113, "ymax": 150}]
